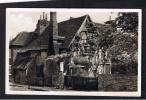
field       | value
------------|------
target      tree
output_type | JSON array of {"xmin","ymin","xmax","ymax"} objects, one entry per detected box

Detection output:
[
  {"xmin": 97, "ymin": 12, "xmax": 138, "ymax": 74},
  {"xmin": 115, "ymin": 12, "xmax": 138, "ymax": 33}
]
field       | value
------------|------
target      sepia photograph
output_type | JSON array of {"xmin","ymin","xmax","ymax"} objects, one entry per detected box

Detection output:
[{"xmin": 6, "ymin": 8, "xmax": 141, "ymax": 96}]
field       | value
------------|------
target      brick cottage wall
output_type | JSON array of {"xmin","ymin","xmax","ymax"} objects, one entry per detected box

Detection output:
[{"xmin": 44, "ymin": 54, "xmax": 70, "ymax": 87}]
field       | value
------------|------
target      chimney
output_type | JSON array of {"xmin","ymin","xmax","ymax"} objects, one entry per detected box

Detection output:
[
  {"xmin": 48, "ymin": 12, "xmax": 58, "ymax": 55},
  {"xmin": 50, "ymin": 12, "xmax": 58, "ymax": 36},
  {"xmin": 70, "ymin": 17, "xmax": 74, "ymax": 20}
]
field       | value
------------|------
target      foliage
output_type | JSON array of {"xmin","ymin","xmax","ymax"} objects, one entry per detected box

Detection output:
[
  {"xmin": 116, "ymin": 12, "xmax": 138, "ymax": 33},
  {"xmin": 73, "ymin": 56, "xmax": 91, "ymax": 67},
  {"xmin": 97, "ymin": 12, "xmax": 138, "ymax": 74}
]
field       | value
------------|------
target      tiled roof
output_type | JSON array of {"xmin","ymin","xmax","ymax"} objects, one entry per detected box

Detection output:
[
  {"xmin": 19, "ymin": 15, "xmax": 87, "ymax": 52},
  {"xmin": 10, "ymin": 31, "xmax": 38, "ymax": 47},
  {"xmin": 20, "ymin": 25, "xmax": 51, "ymax": 52},
  {"xmin": 12, "ymin": 15, "xmax": 107, "ymax": 53},
  {"xmin": 58, "ymin": 15, "xmax": 87, "ymax": 48}
]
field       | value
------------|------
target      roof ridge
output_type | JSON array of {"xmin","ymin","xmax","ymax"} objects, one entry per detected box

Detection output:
[{"xmin": 58, "ymin": 14, "xmax": 87, "ymax": 24}]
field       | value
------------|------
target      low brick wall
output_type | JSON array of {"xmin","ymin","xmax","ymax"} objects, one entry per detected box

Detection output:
[
  {"xmin": 98, "ymin": 74, "xmax": 137, "ymax": 91},
  {"xmin": 28, "ymin": 77, "xmax": 44, "ymax": 86}
]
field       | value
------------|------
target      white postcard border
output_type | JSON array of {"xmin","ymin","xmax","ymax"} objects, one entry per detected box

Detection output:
[{"xmin": 5, "ymin": 8, "xmax": 142, "ymax": 96}]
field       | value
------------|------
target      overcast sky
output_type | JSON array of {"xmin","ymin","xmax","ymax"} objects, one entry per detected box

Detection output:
[{"xmin": 6, "ymin": 8, "xmax": 118, "ymax": 40}]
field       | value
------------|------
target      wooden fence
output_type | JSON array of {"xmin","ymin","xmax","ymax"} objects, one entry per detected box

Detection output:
[{"xmin": 64, "ymin": 75, "xmax": 98, "ymax": 90}]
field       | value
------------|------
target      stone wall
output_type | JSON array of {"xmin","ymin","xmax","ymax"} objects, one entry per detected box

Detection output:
[{"xmin": 98, "ymin": 74, "xmax": 137, "ymax": 91}]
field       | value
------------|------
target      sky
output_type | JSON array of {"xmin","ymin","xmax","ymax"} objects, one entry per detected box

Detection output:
[{"xmin": 6, "ymin": 8, "xmax": 118, "ymax": 40}]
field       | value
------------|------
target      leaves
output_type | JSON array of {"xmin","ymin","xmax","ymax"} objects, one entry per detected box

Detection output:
[
  {"xmin": 116, "ymin": 12, "xmax": 138, "ymax": 33},
  {"xmin": 97, "ymin": 12, "xmax": 138, "ymax": 74}
]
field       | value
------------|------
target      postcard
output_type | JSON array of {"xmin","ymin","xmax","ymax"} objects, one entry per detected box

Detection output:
[{"xmin": 6, "ymin": 8, "xmax": 141, "ymax": 96}]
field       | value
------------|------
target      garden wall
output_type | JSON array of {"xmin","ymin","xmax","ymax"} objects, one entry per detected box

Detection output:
[{"xmin": 98, "ymin": 74, "xmax": 137, "ymax": 91}]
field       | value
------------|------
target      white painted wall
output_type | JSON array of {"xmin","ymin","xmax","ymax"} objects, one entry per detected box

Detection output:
[
  {"xmin": 41, "ymin": 51, "xmax": 47, "ymax": 59},
  {"xmin": 60, "ymin": 62, "xmax": 64, "ymax": 72}
]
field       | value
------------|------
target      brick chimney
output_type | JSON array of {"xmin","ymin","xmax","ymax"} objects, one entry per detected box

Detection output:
[
  {"xmin": 50, "ymin": 12, "xmax": 58, "ymax": 36},
  {"xmin": 48, "ymin": 12, "xmax": 58, "ymax": 55}
]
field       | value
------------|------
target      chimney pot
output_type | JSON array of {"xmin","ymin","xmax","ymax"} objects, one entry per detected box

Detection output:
[
  {"xmin": 40, "ymin": 15, "xmax": 42, "ymax": 20},
  {"xmin": 43, "ymin": 12, "xmax": 45, "ymax": 19},
  {"xmin": 45, "ymin": 14, "xmax": 48, "ymax": 20}
]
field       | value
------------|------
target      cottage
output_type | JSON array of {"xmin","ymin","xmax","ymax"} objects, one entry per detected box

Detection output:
[{"xmin": 10, "ymin": 12, "xmax": 112, "ymax": 87}]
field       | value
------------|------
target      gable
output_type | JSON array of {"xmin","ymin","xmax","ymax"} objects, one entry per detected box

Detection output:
[
  {"xmin": 68, "ymin": 15, "xmax": 96, "ymax": 47},
  {"xmin": 58, "ymin": 15, "xmax": 87, "ymax": 48}
]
